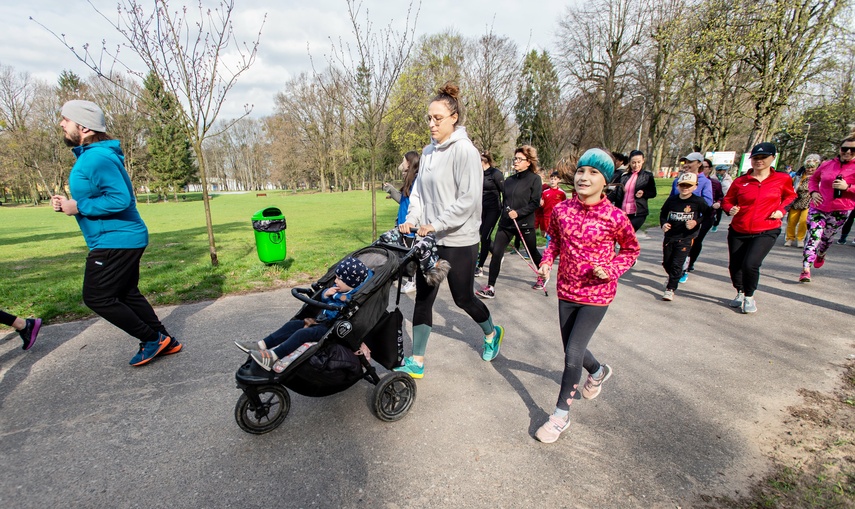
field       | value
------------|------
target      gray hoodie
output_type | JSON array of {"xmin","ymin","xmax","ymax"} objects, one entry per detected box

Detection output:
[{"xmin": 406, "ymin": 126, "xmax": 482, "ymax": 247}]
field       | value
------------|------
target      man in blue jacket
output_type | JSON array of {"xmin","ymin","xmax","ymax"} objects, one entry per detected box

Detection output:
[{"xmin": 51, "ymin": 100, "xmax": 181, "ymax": 366}]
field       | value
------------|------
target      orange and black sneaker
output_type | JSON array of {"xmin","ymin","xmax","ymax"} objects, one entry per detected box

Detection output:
[
  {"xmin": 160, "ymin": 336, "xmax": 183, "ymax": 356},
  {"xmin": 129, "ymin": 333, "xmax": 171, "ymax": 366}
]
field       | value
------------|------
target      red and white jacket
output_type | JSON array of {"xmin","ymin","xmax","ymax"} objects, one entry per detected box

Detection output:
[
  {"xmin": 541, "ymin": 195, "xmax": 639, "ymax": 306},
  {"xmin": 722, "ymin": 170, "xmax": 796, "ymax": 234}
]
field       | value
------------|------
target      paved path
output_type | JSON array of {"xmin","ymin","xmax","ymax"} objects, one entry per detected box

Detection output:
[{"xmin": 2, "ymin": 217, "xmax": 853, "ymax": 508}]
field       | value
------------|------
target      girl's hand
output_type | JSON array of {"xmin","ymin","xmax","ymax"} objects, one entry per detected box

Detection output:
[
  {"xmin": 537, "ymin": 264, "xmax": 551, "ymax": 279},
  {"xmin": 508, "ymin": 209, "xmax": 518, "ymax": 219},
  {"xmin": 662, "ymin": 223, "xmax": 671, "ymax": 232},
  {"xmin": 768, "ymin": 210, "xmax": 783, "ymax": 220},
  {"xmin": 712, "ymin": 202, "xmax": 721, "ymax": 209},
  {"xmin": 809, "ymin": 192, "xmax": 823, "ymax": 207},
  {"xmin": 635, "ymin": 190, "xmax": 643, "ymax": 198},
  {"xmin": 729, "ymin": 205, "xmax": 740, "ymax": 216},
  {"xmin": 592, "ymin": 266, "xmax": 608, "ymax": 280},
  {"xmin": 417, "ymin": 224, "xmax": 435, "ymax": 237},
  {"xmin": 686, "ymin": 219, "xmax": 697, "ymax": 230}
]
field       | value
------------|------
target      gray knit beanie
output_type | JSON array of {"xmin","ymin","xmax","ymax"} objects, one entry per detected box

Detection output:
[{"xmin": 61, "ymin": 100, "xmax": 107, "ymax": 132}]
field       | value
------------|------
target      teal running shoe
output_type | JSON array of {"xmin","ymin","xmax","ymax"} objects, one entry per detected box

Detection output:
[
  {"xmin": 482, "ymin": 325, "xmax": 504, "ymax": 362},
  {"xmin": 394, "ymin": 356, "xmax": 424, "ymax": 379}
]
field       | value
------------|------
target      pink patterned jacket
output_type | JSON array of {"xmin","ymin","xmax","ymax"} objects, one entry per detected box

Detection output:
[{"xmin": 541, "ymin": 195, "xmax": 640, "ymax": 306}]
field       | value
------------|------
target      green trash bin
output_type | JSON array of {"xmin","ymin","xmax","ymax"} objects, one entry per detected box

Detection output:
[{"xmin": 251, "ymin": 207, "xmax": 287, "ymax": 263}]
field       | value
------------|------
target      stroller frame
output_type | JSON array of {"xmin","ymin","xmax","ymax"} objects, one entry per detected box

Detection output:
[{"xmin": 234, "ymin": 238, "xmax": 420, "ymax": 434}]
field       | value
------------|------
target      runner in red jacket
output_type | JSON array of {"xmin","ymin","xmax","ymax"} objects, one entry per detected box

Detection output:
[{"xmin": 721, "ymin": 142, "xmax": 796, "ymax": 314}]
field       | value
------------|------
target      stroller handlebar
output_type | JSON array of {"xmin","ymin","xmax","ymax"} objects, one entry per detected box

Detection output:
[{"xmin": 291, "ymin": 287, "xmax": 343, "ymax": 310}]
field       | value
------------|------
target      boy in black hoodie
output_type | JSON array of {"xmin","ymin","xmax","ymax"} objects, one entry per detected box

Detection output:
[{"xmin": 659, "ymin": 172, "xmax": 709, "ymax": 301}]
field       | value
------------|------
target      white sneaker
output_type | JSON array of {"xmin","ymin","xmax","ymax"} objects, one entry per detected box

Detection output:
[
  {"xmin": 729, "ymin": 291, "xmax": 745, "ymax": 308},
  {"xmin": 784, "ymin": 239, "xmax": 794, "ymax": 247},
  {"xmin": 662, "ymin": 289, "xmax": 674, "ymax": 301},
  {"xmin": 402, "ymin": 280, "xmax": 417, "ymax": 294}
]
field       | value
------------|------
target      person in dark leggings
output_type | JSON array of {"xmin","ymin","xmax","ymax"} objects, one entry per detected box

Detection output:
[
  {"xmin": 836, "ymin": 211, "xmax": 854, "ymax": 245},
  {"xmin": 475, "ymin": 152, "xmax": 504, "ymax": 277},
  {"xmin": 722, "ymin": 142, "xmax": 796, "ymax": 313},
  {"xmin": 1, "ymin": 309, "xmax": 41, "ymax": 350},
  {"xmin": 534, "ymin": 148, "xmax": 639, "ymax": 444},
  {"xmin": 683, "ymin": 159, "xmax": 720, "ymax": 276},
  {"xmin": 476, "ymin": 145, "xmax": 544, "ymax": 298},
  {"xmin": 394, "ymin": 82, "xmax": 504, "ymax": 379}
]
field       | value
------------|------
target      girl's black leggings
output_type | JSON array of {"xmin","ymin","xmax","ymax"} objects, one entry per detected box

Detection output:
[
  {"xmin": 726, "ymin": 227, "xmax": 780, "ymax": 297},
  {"xmin": 556, "ymin": 300, "xmax": 608, "ymax": 411},
  {"xmin": 413, "ymin": 244, "xmax": 490, "ymax": 327}
]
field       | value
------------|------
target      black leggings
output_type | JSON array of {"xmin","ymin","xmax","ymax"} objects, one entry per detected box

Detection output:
[
  {"xmin": 487, "ymin": 227, "xmax": 542, "ymax": 286},
  {"xmin": 83, "ymin": 248, "xmax": 167, "ymax": 343},
  {"xmin": 712, "ymin": 208, "xmax": 724, "ymax": 227},
  {"xmin": 1, "ymin": 309, "xmax": 17, "ymax": 327},
  {"xmin": 478, "ymin": 205, "xmax": 502, "ymax": 268},
  {"xmin": 627, "ymin": 213, "xmax": 647, "ymax": 232},
  {"xmin": 413, "ymin": 244, "xmax": 490, "ymax": 327},
  {"xmin": 727, "ymin": 228, "xmax": 780, "ymax": 297},
  {"xmin": 556, "ymin": 300, "xmax": 608, "ymax": 411},
  {"xmin": 841, "ymin": 210, "xmax": 854, "ymax": 240}
]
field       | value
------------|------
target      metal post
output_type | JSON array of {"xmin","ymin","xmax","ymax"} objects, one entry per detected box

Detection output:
[
  {"xmin": 797, "ymin": 123, "xmax": 811, "ymax": 164},
  {"xmin": 636, "ymin": 103, "xmax": 645, "ymax": 150}
]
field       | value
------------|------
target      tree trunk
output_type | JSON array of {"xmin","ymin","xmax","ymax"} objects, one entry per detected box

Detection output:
[{"xmin": 194, "ymin": 141, "xmax": 219, "ymax": 267}]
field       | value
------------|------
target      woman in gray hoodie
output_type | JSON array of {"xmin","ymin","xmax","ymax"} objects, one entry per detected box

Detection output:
[{"xmin": 394, "ymin": 82, "xmax": 505, "ymax": 379}]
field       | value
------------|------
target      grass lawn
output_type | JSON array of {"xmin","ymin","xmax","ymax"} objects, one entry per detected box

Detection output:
[
  {"xmin": 1, "ymin": 179, "xmax": 677, "ymax": 326},
  {"xmin": 0, "ymin": 191, "xmax": 398, "ymax": 324}
]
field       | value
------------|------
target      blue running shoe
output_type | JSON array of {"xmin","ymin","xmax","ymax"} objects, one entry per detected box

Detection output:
[
  {"xmin": 679, "ymin": 272, "xmax": 689, "ymax": 284},
  {"xmin": 129, "ymin": 333, "xmax": 171, "ymax": 366},
  {"xmin": 482, "ymin": 325, "xmax": 504, "ymax": 362},
  {"xmin": 394, "ymin": 356, "xmax": 424, "ymax": 379}
]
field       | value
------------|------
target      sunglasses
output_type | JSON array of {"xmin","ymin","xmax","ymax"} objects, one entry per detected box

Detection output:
[{"xmin": 840, "ymin": 146, "xmax": 855, "ymax": 153}]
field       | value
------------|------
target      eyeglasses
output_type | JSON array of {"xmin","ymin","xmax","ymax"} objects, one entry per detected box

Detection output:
[
  {"xmin": 512, "ymin": 157, "xmax": 527, "ymax": 163},
  {"xmin": 840, "ymin": 146, "xmax": 855, "ymax": 153},
  {"xmin": 425, "ymin": 114, "xmax": 451, "ymax": 125}
]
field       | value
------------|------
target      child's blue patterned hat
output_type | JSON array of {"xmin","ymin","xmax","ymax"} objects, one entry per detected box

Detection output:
[
  {"xmin": 336, "ymin": 257, "xmax": 369, "ymax": 289},
  {"xmin": 576, "ymin": 148, "xmax": 615, "ymax": 182}
]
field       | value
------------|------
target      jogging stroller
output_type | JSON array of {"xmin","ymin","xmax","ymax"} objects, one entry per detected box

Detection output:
[{"xmin": 234, "ymin": 238, "xmax": 419, "ymax": 434}]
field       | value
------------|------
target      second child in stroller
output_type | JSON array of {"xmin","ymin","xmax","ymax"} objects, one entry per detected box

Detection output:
[{"xmin": 235, "ymin": 257, "xmax": 373, "ymax": 372}]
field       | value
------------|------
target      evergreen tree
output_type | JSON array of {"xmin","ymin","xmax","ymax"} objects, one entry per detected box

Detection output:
[
  {"xmin": 515, "ymin": 50, "xmax": 562, "ymax": 168},
  {"xmin": 142, "ymin": 71, "xmax": 194, "ymax": 201}
]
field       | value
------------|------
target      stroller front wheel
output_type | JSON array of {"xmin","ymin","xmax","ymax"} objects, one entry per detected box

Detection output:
[
  {"xmin": 372, "ymin": 372, "xmax": 416, "ymax": 422},
  {"xmin": 235, "ymin": 385, "xmax": 291, "ymax": 434}
]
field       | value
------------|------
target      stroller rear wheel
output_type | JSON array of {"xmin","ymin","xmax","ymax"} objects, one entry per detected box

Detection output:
[
  {"xmin": 372, "ymin": 372, "xmax": 416, "ymax": 422},
  {"xmin": 235, "ymin": 385, "xmax": 291, "ymax": 434}
]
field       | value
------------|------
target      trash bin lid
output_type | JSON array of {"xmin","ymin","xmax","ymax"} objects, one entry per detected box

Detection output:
[{"xmin": 252, "ymin": 207, "xmax": 284, "ymax": 220}]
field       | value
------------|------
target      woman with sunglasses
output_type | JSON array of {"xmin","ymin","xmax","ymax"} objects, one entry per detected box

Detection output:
[
  {"xmin": 722, "ymin": 142, "xmax": 796, "ymax": 313},
  {"xmin": 394, "ymin": 82, "xmax": 504, "ymax": 378},
  {"xmin": 476, "ymin": 145, "xmax": 544, "ymax": 298},
  {"xmin": 798, "ymin": 135, "xmax": 855, "ymax": 282}
]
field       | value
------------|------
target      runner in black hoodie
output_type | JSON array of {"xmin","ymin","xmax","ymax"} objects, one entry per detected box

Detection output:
[{"xmin": 476, "ymin": 145, "xmax": 543, "ymax": 298}]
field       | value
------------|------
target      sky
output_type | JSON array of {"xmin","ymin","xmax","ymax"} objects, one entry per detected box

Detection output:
[{"xmin": 2, "ymin": 0, "xmax": 572, "ymax": 119}]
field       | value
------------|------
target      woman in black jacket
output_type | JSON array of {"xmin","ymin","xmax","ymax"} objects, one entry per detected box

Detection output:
[
  {"xmin": 475, "ymin": 152, "xmax": 504, "ymax": 277},
  {"xmin": 476, "ymin": 145, "xmax": 543, "ymax": 298},
  {"xmin": 608, "ymin": 149, "xmax": 657, "ymax": 232}
]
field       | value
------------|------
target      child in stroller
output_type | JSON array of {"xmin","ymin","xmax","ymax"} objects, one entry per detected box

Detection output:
[
  {"xmin": 235, "ymin": 256, "xmax": 373, "ymax": 372},
  {"xmin": 233, "ymin": 232, "xmax": 450, "ymax": 434}
]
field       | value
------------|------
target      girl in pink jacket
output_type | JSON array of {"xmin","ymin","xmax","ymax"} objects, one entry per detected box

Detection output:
[{"xmin": 533, "ymin": 148, "xmax": 640, "ymax": 443}]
